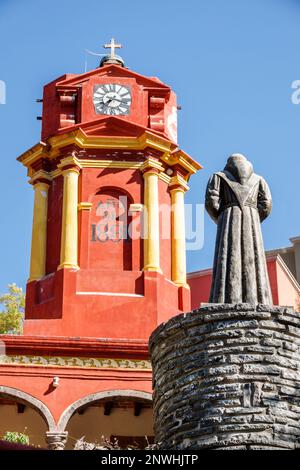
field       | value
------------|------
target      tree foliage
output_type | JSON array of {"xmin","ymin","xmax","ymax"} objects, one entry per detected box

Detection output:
[{"xmin": 0, "ymin": 284, "xmax": 25, "ymax": 335}]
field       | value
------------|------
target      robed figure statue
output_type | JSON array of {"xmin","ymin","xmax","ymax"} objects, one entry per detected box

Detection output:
[{"xmin": 205, "ymin": 154, "xmax": 273, "ymax": 305}]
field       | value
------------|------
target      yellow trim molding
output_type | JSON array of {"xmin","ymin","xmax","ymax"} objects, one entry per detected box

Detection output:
[
  {"xmin": 28, "ymin": 181, "xmax": 50, "ymax": 282},
  {"xmin": 75, "ymin": 159, "xmax": 143, "ymax": 169},
  {"xmin": 29, "ymin": 159, "xmax": 171, "ymax": 187},
  {"xmin": 57, "ymin": 155, "xmax": 82, "ymax": 170},
  {"xmin": 159, "ymin": 172, "xmax": 171, "ymax": 185},
  {"xmin": 78, "ymin": 202, "xmax": 93, "ymax": 211},
  {"xmin": 17, "ymin": 128, "xmax": 201, "ymax": 180},
  {"xmin": 58, "ymin": 167, "xmax": 80, "ymax": 270},
  {"xmin": 142, "ymin": 170, "xmax": 162, "ymax": 273},
  {"xmin": 170, "ymin": 186, "xmax": 188, "ymax": 286},
  {"xmin": 29, "ymin": 169, "xmax": 52, "ymax": 185},
  {"xmin": 169, "ymin": 174, "xmax": 190, "ymax": 191},
  {"xmin": 140, "ymin": 156, "xmax": 164, "ymax": 173}
]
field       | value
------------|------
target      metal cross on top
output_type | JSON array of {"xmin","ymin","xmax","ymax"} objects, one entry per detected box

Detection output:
[{"xmin": 103, "ymin": 38, "xmax": 122, "ymax": 58}]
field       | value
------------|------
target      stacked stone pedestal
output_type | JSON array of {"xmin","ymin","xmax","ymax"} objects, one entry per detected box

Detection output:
[{"xmin": 149, "ymin": 304, "xmax": 300, "ymax": 450}]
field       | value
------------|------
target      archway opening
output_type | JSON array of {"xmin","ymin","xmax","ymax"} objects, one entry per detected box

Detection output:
[
  {"xmin": 0, "ymin": 396, "xmax": 48, "ymax": 448},
  {"xmin": 65, "ymin": 396, "xmax": 154, "ymax": 449}
]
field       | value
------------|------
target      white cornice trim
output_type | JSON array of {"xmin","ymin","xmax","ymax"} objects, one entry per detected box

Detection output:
[
  {"xmin": 187, "ymin": 268, "xmax": 212, "ymax": 279},
  {"xmin": 275, "ymin": 254, "xmax": 300, "ymax": 293}
]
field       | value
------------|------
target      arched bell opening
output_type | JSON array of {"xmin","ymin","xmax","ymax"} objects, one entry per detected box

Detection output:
[{"xmin": 89, "ymin": 187, "xmax": 134, "ymax": 271}]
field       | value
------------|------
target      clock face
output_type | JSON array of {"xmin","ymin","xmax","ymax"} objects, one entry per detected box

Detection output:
[{"xmin": 93, "ymin": 84, "xmax": 132, "ymax": 116}]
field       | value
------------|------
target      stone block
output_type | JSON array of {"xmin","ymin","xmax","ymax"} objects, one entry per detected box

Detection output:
[{"xmin": 150, "ymin": 304, "xmax": 300, "ymax": 450}]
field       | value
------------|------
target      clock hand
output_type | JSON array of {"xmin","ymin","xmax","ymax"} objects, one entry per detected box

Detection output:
[
  {"xmin": 107, "ymin": 97, "xmax": 120, "ymax": 104},
  {"xmin": 105, "ymin": 95, "xmax": 119, "ymax": 104},
  {"xmin": 104, "ymin": 95, "xmax": 130, "ymax": 106},
  {"xmin": 105, "ymin": 98, "xmax": 122, "ymax": 108}
]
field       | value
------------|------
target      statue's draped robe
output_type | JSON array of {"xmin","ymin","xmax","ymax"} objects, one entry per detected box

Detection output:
[{"xmin": 205, "ymin": 169, "xmax": 272, "ymax": 304}]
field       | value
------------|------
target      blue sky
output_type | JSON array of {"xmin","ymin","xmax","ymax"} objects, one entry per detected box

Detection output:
[{"xmin": 0, "ymin": 0, "xmax": 299, "ymax": 293}]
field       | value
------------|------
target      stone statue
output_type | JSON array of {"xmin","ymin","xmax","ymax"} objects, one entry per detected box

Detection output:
[{"xmin": 205, "ymin": 153, "xmax": 272, "ymax": 304}]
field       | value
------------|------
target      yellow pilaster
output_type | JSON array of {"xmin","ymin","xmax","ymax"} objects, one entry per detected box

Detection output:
[
  {"xmin": 170, "ymin": 176, "xmax": 189, "ymax": 286},
  {"xmin": 142, "ymin": 159, "xmax": 163, "ymax": 273},
  {"xmin": 28, "ymin": 178, "xmax": 50, "ymax": 282},
  {"xmin": 58, "ymin": 166, "xmax": 80, "ymax": 270}
]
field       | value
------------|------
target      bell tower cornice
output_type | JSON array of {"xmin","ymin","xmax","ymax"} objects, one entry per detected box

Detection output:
[
  {"xmin": 18, "ymin": 123, "xmax": 201, "ymax": 181},
  {"xmin": 54, "ymin": 63, "xmax": 171, "ymax": 91}
]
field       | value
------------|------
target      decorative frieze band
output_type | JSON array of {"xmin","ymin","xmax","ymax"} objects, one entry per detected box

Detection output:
[{"xmin": 0, "ymin": 355, "xmax": 151, "ymax": 370}]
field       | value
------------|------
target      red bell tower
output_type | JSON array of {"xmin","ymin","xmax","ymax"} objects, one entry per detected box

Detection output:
[
  {"xmin": 0, "ymin": 41, "xmax": 202, "ymax": 449},
  {"xmin": 19, "ymin": 42, "xmax": 201, "ymax": 339}
]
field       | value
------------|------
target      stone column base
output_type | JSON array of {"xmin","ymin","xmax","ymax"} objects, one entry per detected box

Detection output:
[
  {"xmin": 46, "ymin": 431, "xmax": 68, "ymax": 450},
  {"xmin": 149, "ymin": 304, "xmax": 300, "ymax": 450}
]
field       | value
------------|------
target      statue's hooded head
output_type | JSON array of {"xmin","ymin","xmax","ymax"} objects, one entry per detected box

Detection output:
[{"xmin": 224, "ymin": 153, "xmax": 254, "ymax": 185}]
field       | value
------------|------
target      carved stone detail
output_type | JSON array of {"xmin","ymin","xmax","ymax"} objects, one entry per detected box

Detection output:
[{"xmin": 46, "ymin": 432, "xmax": 68, "ymax": 450}]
